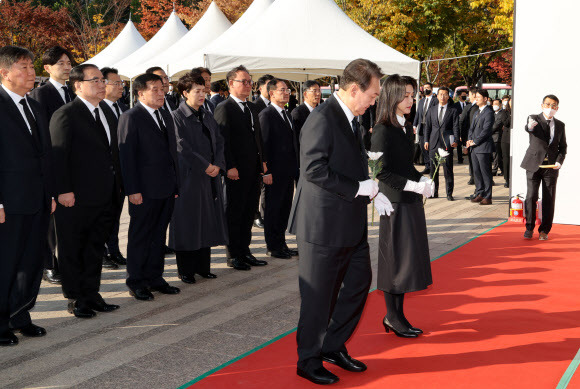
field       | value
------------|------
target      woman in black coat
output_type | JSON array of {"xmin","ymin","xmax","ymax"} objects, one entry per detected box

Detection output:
[
  {"xmin": 169, "ymin": 73, "xmax": 228, "ymax": 283},
  {"xmin": 370, "ymin": 74, "xmax": 434, "ymax": 337}
]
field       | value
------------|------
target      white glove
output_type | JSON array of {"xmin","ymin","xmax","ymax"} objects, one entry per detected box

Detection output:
[
  {"xmin": 356, "ymin": 179, "xmax": 379, "ymax": 198},
  {"xmin": 527, "ymin": 117, "xmax": 538, "ymax": 131},
  {"xmin": 554, "ymin": 162, "xmax": 561, "ymax": 170},
  {"xmin": 419, "ymin": 176, "xmax": 430, "ymax": 183},
  {"xmin": 404, "ymin": 180, "xmax": 433, "ymax": 198},
  {"xmin": 374, "ymin": 192, "xmax": 394, "ymax": 216}
]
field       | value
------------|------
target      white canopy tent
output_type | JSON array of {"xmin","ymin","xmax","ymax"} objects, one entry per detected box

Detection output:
[
  {"xmin": 115, "ymin": 11, "xmax": 189, "ymax": 79},
  {"xmin": 169, "ymin": 0, "xmax": 275, "ymax": 78},
  {"xmin": 84, "ymin": 19, "xmax": 146, "ymax": 69},
  {"xmin": 203, "ymin": 0, "xmax": 420, "ymax": 81},
  {"xmin": 135, "ymin": 2, "xmax": 231, "ymax": 78}
]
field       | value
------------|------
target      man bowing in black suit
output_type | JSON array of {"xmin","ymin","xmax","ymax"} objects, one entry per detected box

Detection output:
[
  {"xmin": 100, "ymin": 67, "xmax": 129, "ymax": 269},
  {"xmin": 50, "ymin": 64, "xmax": 123, "ymax": 318},
  {"xmin": 521, "ymin": 95, "xmax": 567, "ymax": 241},
  {"xmin": 292, "ymin": 80, "xmax": 321, "ymax": 147},
  {"xmin": 30, "ymin": 46, "xmax": 75, "ymax": 285},
  {"xmin": 0, "ymin": 46, "xmax": 55, "ymax": 345},
  {"xmin": 260, "ymin": 78, "xmax": 299, "ymax": 259},
  {"xmin": 214, "ymin": 65, "xmax": 269, "ymax": 271},
  {"xmin": 467, "ymin": 89, "xmax": 495, "ymax": 205},
  {"xmin": 118, "ymin": 73, "xmax": 181, "ymax": 301},
  {"xmin": 288, "ymin": 59, "xmax": 383, "ymax": 385},
  {"xmin": 424, "ymin": 87, "xmax": 460, "ymax": 200}
]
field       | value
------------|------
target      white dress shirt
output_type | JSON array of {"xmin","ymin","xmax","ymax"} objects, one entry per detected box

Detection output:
[
  {"xmin": 77, "ymin": 96, "xmax": 111, "ymax": 144},
  {"xmin": 103, "ymin": 98, "xmax": 120, "ymax": 118},
  {"xmin": 141, "ymin": 102, "xmax": 166, "ymax": 130},
  {"xmin": 397, "ymin": 114, "xmax": 406, "ymax": 132},
  {"xmin": 2, "ymin": 84, "xmax": 34, "ymax": 133},
  {"xmin": 437, "ymin": 104, "xmax": 448, "ymax": 122},
  {"xmin": 305, "ymin": 101, "xmax": 315, "ymax": 112},
  {"xmin": 333, "ymin": 92, "xmax": 355, "ymax": 130},
  {"xmin": 49, "ymin": 78, "xmax": 67, "ymax": 104},
  {"xmin": 271, "ymin": 103, "xmax": 292, "ymax": 129}
]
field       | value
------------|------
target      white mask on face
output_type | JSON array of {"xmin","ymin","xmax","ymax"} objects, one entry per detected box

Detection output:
[
  {"xmin": 493, "ymin": 105, "xmax": 500, "ymax": 112},
  {"xmin": 543, "ymin": 107, "xmax": 557, "ymax": 118}
]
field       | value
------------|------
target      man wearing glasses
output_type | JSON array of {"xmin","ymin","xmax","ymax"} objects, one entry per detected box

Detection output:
[
  {"xmin": 521, "ymin": 95, "xmax": 567, "ymax": 241},
  {"xmin": 214, "ymin": 65, "xmax": 268, "ymax": 271},
  {"xmin": 292, "ymin": 80, "xmax": 322, "ymax": 146},
  {"xmin": 99, "ymin": 67, "xmax": 129, "ymax": 270},
  {"xmin": 50, "ymin": 64, "xmax": 123, "ymax": 318},
  {"xmin": 259, "ymin": 78, "xmax": 299, "ymax": 260}
]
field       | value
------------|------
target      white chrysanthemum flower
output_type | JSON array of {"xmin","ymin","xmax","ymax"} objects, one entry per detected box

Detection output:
[
  {"xmin": 367, "ymin": 151, "xmax": 383, "ymax": 161},
  {"xmin": 438, "ymin": 148, "xmax": 450, "ymax": 158}
]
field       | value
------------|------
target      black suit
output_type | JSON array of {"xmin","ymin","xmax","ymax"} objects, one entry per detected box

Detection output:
[
  {"xmin": 461, "ymin": 103, "xmax": 479, "ymax": 180},
  {"xmin": 291, "ymin": 103, "xmax": 312, "ymax": 147},
  {"xmin": 360, "ymin": 104, "xmax": 376, "ymax": 151},
  {"xmin": 454, "ymin": 100, "xmax": 468, "ymax": 162},
  {"xmin": 259, "ymin": 105, "xmax": 298, "ymax": 251},
  {"xmin": 162, "ymin": 96, "xmax": 178, "ymax": 112},
  {"xmin": 0, "ymin": 87, "xmax": 52, "ymax": 333},
  {"xmin": 492, "ymin": 109, "xmax": 509, "ymax": 174},
  {"xmin": 501, "ymin": 110, "xmax": 512, "ymax": 184},
  {"xmin": 101, "ymin": 100, "xmax": 129, "ymax": 257},
  {"xmin": 30, "ymin": 81, "xmax": 75, "ymax": 272},
  {"xmin": 214, "ymin": 97, "xmax": 265, "ymax": 259},
  {"xmin": 50, "ymin": 98, "xmax": 122, "ymax": 307},
  {"xmin": 521, "ymin": 113, "xmax": 567, "ymax": 234},
  {"xmin": 118, "ymin": 102, "xmax": 179, "ymax": 290},
  {"xmin": 202, "ymin": 98, "xmax": 215, "ymax": 115},
  {"xmin": 468, "ymin": 105, "xmax": 495, "ymax": 199},
  {"xmin": 288, "ymin": 94, "xmax": 371, "ymax": 372},
  {"xmin": 253, "ymin": 96, "xmax": 270, "ymax": 114},
  {"xmin": 210, "ymin": 94, "xmax": 225, "ymax": 107},
  {"xmin": 251, "ymin": 96, "xmax": 269, "ymax": 221},
  {"xmin": 413, "ymin": 95, "xmax": 438, "ymax": 169},
  {"xmin": 424, "ymin": 103, "xmax": 460, "ymax": 196}
]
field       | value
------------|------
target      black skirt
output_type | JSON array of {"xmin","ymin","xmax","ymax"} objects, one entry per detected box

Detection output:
[{"xmin": 377, "ymin": 202, "xmax": 432, "ymax": 293}]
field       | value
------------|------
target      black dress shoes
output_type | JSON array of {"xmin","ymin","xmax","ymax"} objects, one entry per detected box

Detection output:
[
  {"xmin": 68, "ymin": 301, "xmax": 96, "ymax": 318},
  {"xmin": 322, "ymin": 351, "xmax": 367, "ymax": 372},
  {"xmin": 0, "ymin": 330, "xmax": 18, "ymax": 346},
  {"xmin": 180, "ymin": 274, "xmax": 196, "ymax": 284},
  {"xmin": 253, "ymin": 217, "xmax": 264, "ymax": 229},
  {"xmin": 283, "ymin": 246, "xmax": 299, "ymax": 256},
  {"xmin": 197, "ymin": 272, "xmax": 217, "ymax": 279},
  {"xmin": 102, "ymin": 255, "xmax": 119, "ymax": 269},
  {"xmin": 447, "ymin": 195, "xmax": 454, "ymax": 201},
  {"xmin": 151, "ymin": 284, "xmax": 180, "ymax": 294},
  {"xmin": 43, "ymin": 268, "xmax": 61, "ymax": 284},
  {"xmin": 268, "ymin": 249, "xmax": 292, "ymax": 259},
  {"xmin": 163, "ymin": 245, "xmax": 175, "ymax": 255},
  {"xmin": 109, "ymin": 252, "xmax": 127, "ymax": 266},
  {"xmin": 243, "ymin": 254, "xmax": 268, "ymax": 266},
  {"xmin": 467, "ymin": 178, "xmax": 475, "ymax": 185},
  {"xmin": 408, "ymin": 326, "xmax": 424, "ymax": 334},
  {"xmin": 130, "ymin": 288, "xmax": 155, "ymax": 301},
  {"xmin": 16, "ymin": 323, "xmax": 47, "ymax": 337},
  {"xmin": 228, "ymin": 257, "xmax": 251, "ymax": 270},
  {"xmin": 382, "ymin": 317, "xmax": 418, "ymax": 338},
  {"xmin": 297, "ymin": 367, "xmax": 339, "ymax": 385},
  {"xmin": 86, "ymin": 300, "xmax": 120, "ymax": 312},
  {"xmin": 504, "ymin": 182, "xmax": 509, "ymax": 188}
]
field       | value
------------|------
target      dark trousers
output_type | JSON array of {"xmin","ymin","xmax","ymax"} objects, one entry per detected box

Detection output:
[
  {"xmin": 471, "ymin": 152, "xmax": 493, "ymax": 199},
  {"xmin": 55, "ymin": 202, "xmax": 113, "ymax": 305},
  {"xmin": 492, "ymin": 141, "xmax": 502, "ymax": 174},
  {"xmin": 525, "ymin": 169, "xmax": 558, "ymax": 234},
  {"xmin": 430, "ymin": 148, "xmax": 454, "ymax": 196},
  {"xmin": 127, "ymin": 196, "xmax": 175, "ymax": 290},
  {"xmin": 0, "ymin": 208, "xmax": 49, "ymax": 332},
  {"xmin": 456, "ymin": 142, "xmax": 464, "ymax": 163},
  {"xmin": 264, "ymin": 176, "xmax": 295, "ymax": 250},
  {"xmin": 501, "ymin": 142, "xmax": 510, "ymax": 184},
  {"xmin": 254, "ymin": 183, "xmax": 266, "ymax": 221},
  {"xmin": 176, "ymin": 247, "xmax": 211, "ymax": 277},
  {"xmin": 43, "ymin": 215, "xmax": 59, "ymax": 270},
  {"xmin": 105, "ymin": 196, "xmax": 125, "ymax": 255},
  {"xmin": 226, "ymin": 172, "xmax": 261, "ymax": 258},
  {"xmin": 467, "ymin": 147, "xmax": 474, "ymax": 179},
  {"xmin": 418, "ymin": 134, "xmax": 430, "ymax": 169},
  {"xmin": 296, "ymin": 232, "xmax": 372, "ymax": 372}
]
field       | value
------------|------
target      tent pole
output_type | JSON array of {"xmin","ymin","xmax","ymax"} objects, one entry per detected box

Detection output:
[{"xmin": 130, "ymin": 78, "xmax": 134, "ymax": 108}]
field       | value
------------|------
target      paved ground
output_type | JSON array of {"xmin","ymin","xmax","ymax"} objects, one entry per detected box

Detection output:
[{"xmin": 1, "ymin": 161, "xmax": 511, "ymax": 389}]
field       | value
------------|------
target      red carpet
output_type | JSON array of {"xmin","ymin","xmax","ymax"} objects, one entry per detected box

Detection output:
[{"xmin": 183, "ymin": 223, "xmax": 580, "ymax": 388}]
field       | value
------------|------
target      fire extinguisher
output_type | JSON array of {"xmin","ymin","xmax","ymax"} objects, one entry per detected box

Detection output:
[
  {"xmin": 536, "ymin": 199, "xmax": 542, "ymax": 225},
  {"xmin": 510, "ymin": 195, "xmax": 524, "ymax": 217}
]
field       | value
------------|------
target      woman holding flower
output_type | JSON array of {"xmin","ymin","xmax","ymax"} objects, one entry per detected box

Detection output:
[{"xmin": 370, "ymin": 74, "xmax": 434, "ymax": 338}]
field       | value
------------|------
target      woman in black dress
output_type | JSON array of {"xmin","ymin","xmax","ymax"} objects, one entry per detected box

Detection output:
[
  {"xmin": 370, "ymin": 74, "xmax": 434, "ymax": 338},
  {"xmin": 169, "ymin": 73, "xmax": 228, "ymax": 283}
]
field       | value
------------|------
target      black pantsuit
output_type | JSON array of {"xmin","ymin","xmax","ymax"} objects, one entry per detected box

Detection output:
[
  {"xmin": 55, "ymin": 202, "xmax": 113, "ymax": 302},
  {"xmin": 127, "ymin": 197, "xmax": 174, "ymax": 289}
]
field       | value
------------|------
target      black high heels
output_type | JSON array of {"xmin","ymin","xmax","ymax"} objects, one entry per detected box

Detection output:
[{"xmin": 382, "ymin": 316, "xmax": 418, "ymax": 338}]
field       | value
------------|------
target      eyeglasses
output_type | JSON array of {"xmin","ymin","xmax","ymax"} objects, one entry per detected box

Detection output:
[
  {"xmin": 276, "ymin": 88, "xmax": 291, "ymax": 93},
  {"xmin": 81, "ymin": 78, "xmax": 106, "ymax": 85},
  {"xmin": 233, "ymin": 79, "xmax": 253, "ymax": 86},
  {"xmin": 106, "ymin": 81, "xmax": 123, "ymax": 87},
  {"xmin": 306, "ymin": 89, "xmax": 321, "ymax": 94},
  {"xmin": 542, "ymin": 103, "xmax": 558, "ymax": 109}
]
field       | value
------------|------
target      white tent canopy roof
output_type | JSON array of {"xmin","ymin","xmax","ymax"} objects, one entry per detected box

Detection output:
[
  {"xmin": 169, "ymin": 0, "xmax": 275, "ymax": 78},
  {"xmin": 115, "ymin": 11, "xmax": 189, "ymax": 79},
  {"xmin": 136, "ymin": 2, "xmax": 231, "ymax": 78},
  {"xmin": 84, "ymin": 19, "xmax": 146, "ymax": 69},
  {"xmin": 205, "ymin": 0, "xmax": 419, "ymax": 80}
]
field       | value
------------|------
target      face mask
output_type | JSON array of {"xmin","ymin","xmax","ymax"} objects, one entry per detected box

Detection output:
[
  {"xmin": 424, "ymin": 89, "xmax": 432, "ymax": 95},
  {"xmin": 461, "ymin": 96, "xmax": 467, "ymax": 101},
  {"xmin": 543, "ymin": 107, "xmax": 557, "ymax": 117},
  {"xmin": 493, "ymin": 105, "xmax": 500, "ymax": 112}
]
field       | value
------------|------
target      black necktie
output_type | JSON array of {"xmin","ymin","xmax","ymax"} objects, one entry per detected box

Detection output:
[
  {"xmin": 19, "ymin": 98, "xmax": 41, "ymax": 149},
  {"xmin": 112, "ymin": 102, "xmax": 121, "ymax": 118},
  {"xmin": 154, "ymin": 109, "xmax": 169, "ymax": 140},
  {"xmin": 94, "ymin": 108, "xmax": 109, "ymax": 144},
  {"xmin": 282, "ymin": 110, "xmax": 292, "ymax": 131},
  {"xmin": 422, "ymin": 98, "xmax": 429, "ymax": 123},
  {"xmin": 351, "ymin": 117, "xmax": 359, "ymax": 136},
  {"xmin": 241, "ymin": 102, "xmax": 253, "ymax": 131},
  {"xmin": 62, "ymin": 86, "xmax": 72, "ymax": 103},
  {"xmin": 438, "ymin": 106, "xmax": 444, "ymax": 125},
  {"xmin": 546, "ymin": 119, "xmax": 552, "ymax": 143}
]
